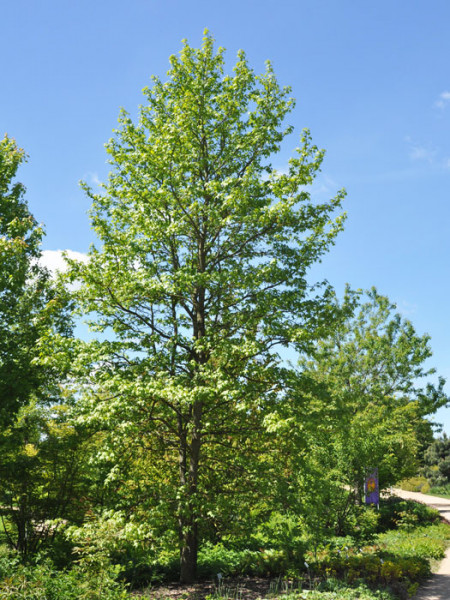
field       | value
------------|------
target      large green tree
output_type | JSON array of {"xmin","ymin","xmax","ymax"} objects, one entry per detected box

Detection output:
[
  {"xmin": 69, "ymin": 33, "xmax": 345, "ymax": 582},
  {"xmin": 0, "ymin": 135, "xmax": 77, "ymax": 557},
  {"xmin": 256, "ymin": 290, "xmax": 448, "ymax": 546},
  {"xmin": 295, "ymin": 289, "xmax": 447, "ymax": 526},
  {"xmin": 0, "ymin": 135, "xmax": 71, "ymax": 425}
]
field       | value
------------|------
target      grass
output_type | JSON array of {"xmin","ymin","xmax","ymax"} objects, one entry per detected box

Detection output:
[{"xmin": 427, "ymin": 484, "xmax": 450, "ymax": 499}]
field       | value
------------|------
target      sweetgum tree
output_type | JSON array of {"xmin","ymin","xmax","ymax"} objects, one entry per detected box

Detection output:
[{"xmin": 70, "ymin": 33, "xmax": 345, "ymax": 582}]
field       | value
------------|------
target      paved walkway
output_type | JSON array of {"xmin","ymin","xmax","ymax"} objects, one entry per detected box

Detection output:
[{"xmin": 391, "ymin": 488, "xmax": 450, "ymax": 600}]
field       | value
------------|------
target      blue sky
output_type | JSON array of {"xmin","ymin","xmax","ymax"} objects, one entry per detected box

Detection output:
[{"xmin": 2, "ymin": 1, "xmax": 450, "ymax": 431}]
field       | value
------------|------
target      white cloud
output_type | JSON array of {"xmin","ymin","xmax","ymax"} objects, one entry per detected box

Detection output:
[
  {"xmin": 82, "ymin": 172, "xmax": 103, "ymax": 188},
  {"xmin": 405, "ymin": 136, "xmax": 436, "ymax": 163},
  {"xmin": 434, "ymin": 91, "xmax": 450, "ymax": 109},
  {"xmin": 40, "ymin": 249, "xmax": 89, "ymax": 275},
  {"xmin": 311, "ymin": 175, "xmax": 340, "ymax": 198},
  {"xmin": 396, "ymin": 300, "xmax": 418, "ymax": 317}
]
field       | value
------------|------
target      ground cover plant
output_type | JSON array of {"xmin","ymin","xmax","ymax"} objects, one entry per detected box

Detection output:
[
  {"xmin": 99, "ymin": 499, "xmax": 450, "ymax": 598},
  {"xmin": 0, "ymin": 548, "xmax": 129, "ymax": 599},
  {"xmin": 0, "ymin": 496, "xmax": 445, "ymax": 599}
]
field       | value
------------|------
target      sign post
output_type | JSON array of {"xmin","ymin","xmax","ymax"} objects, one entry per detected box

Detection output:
[{"xmin": 364, "ymin": 468, "xmax": 379, "ymax": 509}]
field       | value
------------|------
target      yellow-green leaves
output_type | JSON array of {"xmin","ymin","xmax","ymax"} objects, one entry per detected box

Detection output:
[{"xmin": 71, "ymin": 33, "xmax": 346, "ymax": 581}]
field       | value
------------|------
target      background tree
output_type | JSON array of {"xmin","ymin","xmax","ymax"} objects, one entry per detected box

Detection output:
[
  {"xmin": 422, "ymin": 435, "xmax": 450, "ymax": 486},
  {"xmin": 0, "ymin": 135, "xmax": 72, "ymax": 426},
  {"xmin": 68, "ymin": 33, "xmax": 346, "ymax": 582},
  {"xmin": 295, "ymin": 288, "xmax": 447, "ymax": 524},
  {"xmin": 0, "ymin": 135, "xmax": 77, "ymax": 559},
  {"xmin": 257, "ymin": 289, "xmax": 448, "ymax": 546},
  {"xmin": 0, "ymin": 401, "xmax": 89, "ymax": 558}
]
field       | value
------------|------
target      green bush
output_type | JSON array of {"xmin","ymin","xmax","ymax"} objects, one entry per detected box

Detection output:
[
  {"xmin": 377, "ymin": 497, "xmax": 440, "ymax": 532},
  {"xmin": 339, "ymin": 506, "xmax": 380, "ymax": 544},
  {"xmin": 248, "ymin": 513, "xmax": 307, "ymax": 558},
  {"xmin": 429, "ymin": 484, "xmax": 450, "ymax": 499},
  {"xmin": 380, "ymin": 523, "xmax": 450, "ymax": 561},
  {"xmin": 399, "ymin": 477, "xmax": 430, "ymax": 493},
  {"xmin": 421, "ymin": 435, "xmax": 450, "ymax": 487},
  {"xmin": 197, "ymin": 543, "xmax": 303, "ymax": 578},
  {"xmin": 0, "ymin": 555, "xmax": 129, "ymax": 599}
]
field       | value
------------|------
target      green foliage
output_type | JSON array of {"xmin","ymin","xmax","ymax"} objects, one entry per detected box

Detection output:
[
  {"xmin": 428, "ymin": 484, "xmax": 450, "ymax": 498},
  {"xmin": 0, "ymin": 135, "xmax": 76, "ymax": 562},
  {"xmin": 379, "ymin": 523, "xmax": 450, "ymax": 560},
  {"xmin": 340, "ymin": 506, "xmax": 380, "ymax": 544},
  {"xmin": 66, "ymin": 32, "xmax": 346, "ymax": 581},
  {"xmin": 300, "ymin": 497, "xmax": 448, "ymax": 599},
  {"xmin": 294, "ymin": 582, "xmax": 395, "ymax": 599},
  {"xmin": 287, "ymin": 289, "xmax": 448, "ymax": 542},
  {"xmin": 0, "ymin": 401, "xmax": 89, "ymax": 558},
  {"xmin": 197, "ymin": 543, "xmax": 305, "ymax": 578},
  {"xmin": 207, "ymin": 581, "xmax": 396, "ymax": 600},
  {"xmin": 248, "ymin": 513, "xmax": 307, "ymax": 558},
  {"xmin": 421, "ymin": 434, "xmax": 450, "ymax": 486},
  {"xmin": 0, "ymin": 547, "xmax": 128, "ymax": 599},
  {"xmin": 0, "ymin": 135, "xmax": 72, "ymax": 427},
  {"xmin": 310, "ymin": 550, "xmax": 430, "ymax": 588},
  {"xmin": 399, "ymin": 476, "xmax": 430, "ymax": 493},
  {"xmin": 377, "ymin": 497, "xmax": 440, "ymax": 532},
  {"xmin": 1, "ymin": 35, "xmax": 448, "ymax": 599},
  {"xmin": 308, "ymin": 540, "xmax": 431, "ymax": 599}
]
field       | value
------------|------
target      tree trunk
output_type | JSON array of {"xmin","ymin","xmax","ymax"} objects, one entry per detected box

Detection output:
[
  {"xmin": 178, "ymin": 400, "xmax": 202, "ymax": 583},
  {"xmin": 179, "ymin": 272, "xmax": 206, "ymax": 583},
  {"xmin": 179, "ymin": 520, "xmax": 198, "ymax": 583}
]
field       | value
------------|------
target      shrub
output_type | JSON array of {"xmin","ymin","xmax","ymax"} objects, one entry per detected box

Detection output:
[
  {"xmin": 377, "ymin": 497, "xmax": 439, "ymax": 532},
  {"xmin": 248, "ymin": 512, "xmax": 307, "ymax": 558},
  {"xmin": 421, "ymin": 435, "xmax": 450, "ymax": 486},
  {"xmin": 0, "ymin": 555, "xmax": 128, "ymax": 599},
  {"xmin": 308, "ymin": 546, "xmax": 430, "ymax": 598},
  {"xmin": 197, "ymin": 543, "xmax": 303, "ymax": 578},
  {"xmin": 380, "ymin": 523, "xmax": 450, "ymax": 561},
  {"xmin": 399, "ymin": 477, "xmax": 430, "ymax": 493},
  {"xmin": 428, "ymin": 484, "xmax": 450, "ymax": 499},
  {"xmin": 339, "ymin": 506, "xmax": 380, "ymax": 544},
  {"xmin": 119, "ymin": 547, "xmax": 179, "ymax": 588}
]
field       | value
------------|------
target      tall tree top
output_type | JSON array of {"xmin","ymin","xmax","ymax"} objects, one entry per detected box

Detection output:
[{"xmin": 75, "ymin": 33, "xmax": 346, "ymax": 368}]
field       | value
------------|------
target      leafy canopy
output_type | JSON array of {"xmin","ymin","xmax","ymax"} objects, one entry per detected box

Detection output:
[
  {"xmin": 0, "ymin": 135, "xmax": 72, "ymax": 425},
  {"xmin": 68, "ymin": 32, "xmax": 346, "ymax": 581}
]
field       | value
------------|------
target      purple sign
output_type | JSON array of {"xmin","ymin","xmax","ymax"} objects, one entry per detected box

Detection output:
[{"xmin": 365, "ymin": 468, "xmax": 379, "ymax": 505}]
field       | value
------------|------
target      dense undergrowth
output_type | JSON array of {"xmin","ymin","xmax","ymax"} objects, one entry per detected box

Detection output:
[
  {"xmin": 400, "ymin": 475, "xmax": 450, "ymax": 498},
  {"xmin": 0, "ymin": 496, "xmax": 448, "ymax": 599},
  {"xmin": 429, "ymin": 484, "xmax": 450, "ymax": 498}
]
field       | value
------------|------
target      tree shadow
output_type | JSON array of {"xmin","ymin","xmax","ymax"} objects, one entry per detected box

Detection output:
[{"xmin": 414, "ymin": 572, "xmax": 450, "ymax": 599}]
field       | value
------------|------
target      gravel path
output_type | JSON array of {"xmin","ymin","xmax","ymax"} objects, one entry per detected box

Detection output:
[{"xmin": 391, "ymin": 488, "xmax": 450, "ymax": 600}]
